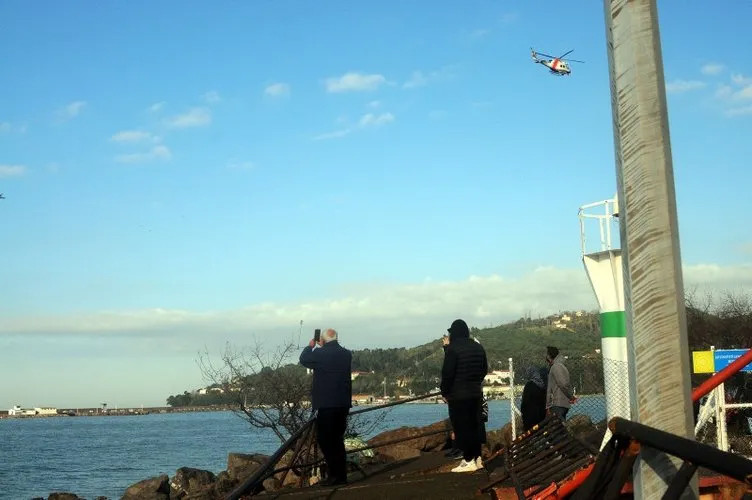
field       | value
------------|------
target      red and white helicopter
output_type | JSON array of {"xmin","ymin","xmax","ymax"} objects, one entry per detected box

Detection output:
[{"xmin": 531, "ymin": 48, "xmax": 584, "ymax": 76}]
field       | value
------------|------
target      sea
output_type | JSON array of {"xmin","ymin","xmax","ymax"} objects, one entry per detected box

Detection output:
[{"xmin": 0, "ymin": 397, "xmax": 605, "ymax": 499}]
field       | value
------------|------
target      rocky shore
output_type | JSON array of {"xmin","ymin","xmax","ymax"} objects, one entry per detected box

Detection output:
[{"xmin": 35, "ymin": 415, "xmax": 606, "ymax": 500}]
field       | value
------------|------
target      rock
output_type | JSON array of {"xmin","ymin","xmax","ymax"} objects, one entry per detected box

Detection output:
[
  {"xmin": 262, "ymin": 477, "xmax": 280, "ymax": 492},
  {"xmin": 212, "ymin": 471, "xmax": 237, "ymax": 498},
  {"xmin": 227, "ymin": 452, "xmax": 268, "ymax": 481},
  {"xmin": 274, "ymin": 450, "xmax": 302, "ymax": 487},
  {"xmin": 368, "ymin": 419, "xmax": 451, "ymax": 461},
  {"xmin": 375, "ymin": 443, "xmax": 421, "ymax": 462},
  {"xmin": 121, "ymin": 474, "xmax": 170, "ymax": 500},
  {"xmin": 169, "ymin": 467, "xmax": 217, "ymax": 499},
  {"xmin": 48, "ymin": 494, "xmax": 80, "ymax": 500},
  {"xmin": 565, "ymin": 414, "xmax": 593, "ymax": 437}
]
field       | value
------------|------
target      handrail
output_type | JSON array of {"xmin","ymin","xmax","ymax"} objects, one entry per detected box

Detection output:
[
  {"xmin": 225, "ymin": 416, "xmax": 316, "ymax": 500},
  {"xmin": 349, "ymin": 391, "xmax": 442, "ymax": 415},
  {"xmin": 691, "ymin": 348, "xmax": 752, "ymax": 402},
  {"xmin": 609, "ymin": 417, "xmax": 752, "ymax": 483},
  {"xmin": 225, "ymin": 390, "xmax": 444, "ymax": 499}
]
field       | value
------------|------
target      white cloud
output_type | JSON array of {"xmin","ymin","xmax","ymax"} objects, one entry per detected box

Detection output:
[
  {"xmin": 149, "ymin": 101, "xmax": 166, "ymax": 113},
  {"xmin": 57, "ymin": 101, "xmax": 87, "ymax": 120},
  {"xmin": 165, "ymin": 107, "xmax": 212, "ymax": 128},
  {"xmin": 701, "ymin": 63, "xmax": 724, "ymax": 76},
  {"xmin": 367, "ymin": 100, "xmax": 381, "ymax": 109},
  {"xmin": 715, "ymin": 85, "xmax": 733, "ymax": 99},
  {"xmin": 403, "ymin": 66, "xmax": 456, "ymax": 89},
  {"xmin": 110, "ymin": 130, "xmax": 152, "ymax": 143},
  {"xmin": 403, "ymin": 71, "xmax": 429, "ymax": 89},
  {"xmin": 358, "ymin": 112, "xmax": 394, "ymax": 128},
  {"xmin": 469, "ymin": 28, "xmax": 489, "ymax": 39},
  {"xmin": 315, "ymin": 111, "xmax": 394, "ymax": 140},
  {"xmin": 734, "ymin": 85, "xmax": 752, "ymax": 100},
  {"xmin": 665, "ymin": 80, "xmax": 706, "ymax": 93},
  {"xmin": 227, "ymin": 160, "xmax": 255, "ymax": 171},
  {"xmin": 264, "ymin": 82, "xmax": 290, "ymax": 97},
  {"xmin": 313, "ymin": 129, "xmax": 352, "ymax": 141},
  {"xmin": 325, "ymin": 72, "xmax": 386, "ymax": 93},
  {"xmin": 203, "ymin": 91, "xmax": 221, "ymax": 104},
  {"xmin": 114, "ymin": 145, "xmax": 172, "ymax": 164},
  {"xmin": 4, "ymin": 264, "xmax": 749, "ymax": 348},
  {"xmin": 0, "ymin": 164, "xmax": 27, "ymax": 177},
  {"xmin": 731, "ymin": 74, "xmax": 752, "ymax": 86},
  {"xmin": 726, "ymin": 105, "xmax": 752, "ymax": 117}
]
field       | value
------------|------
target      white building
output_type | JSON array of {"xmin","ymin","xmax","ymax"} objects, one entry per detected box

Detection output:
[
  {"xmin": 484, "ymin": 370, "xmax": 511, "ymax": 386},
  {"xmin": 35, "ymin": 407, "xmax": 58, "ymax": 416},
  {"xmin": 9, "ymin": 405, "xmax": 37, "ymax": 416}
]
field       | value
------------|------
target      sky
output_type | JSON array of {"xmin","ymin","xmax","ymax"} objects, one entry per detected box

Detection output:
[{"xmin": 1, "ymin": 1, "xmax": 751, "ymax": 409}]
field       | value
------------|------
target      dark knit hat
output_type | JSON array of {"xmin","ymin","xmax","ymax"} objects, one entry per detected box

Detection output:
[{"xmin": 447, "ymin": 319, "xmax": 470, "ymax": 339}]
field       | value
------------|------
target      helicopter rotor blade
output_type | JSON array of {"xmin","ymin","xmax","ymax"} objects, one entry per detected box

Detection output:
[
  {"xmin": 535, "ymin": 51, "xmax": 557, "ymax": 59},
  {"xmin": 558, "ymin": 49, "xmax": 574, "ymax": 59},
  {"xmin": 562, "ymin": 58, "xmax": 585, "ymax": 63}
]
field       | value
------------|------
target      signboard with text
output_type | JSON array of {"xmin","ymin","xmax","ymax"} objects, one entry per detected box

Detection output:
[{"xmin": 692, "ymin": 348, "xmax": 752, "ymax": 374}]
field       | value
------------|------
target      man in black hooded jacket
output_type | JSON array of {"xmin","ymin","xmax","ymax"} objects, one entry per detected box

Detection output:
[{"xmin": 441, "ymin": 319, "xmax": 488, "ymax": 472}]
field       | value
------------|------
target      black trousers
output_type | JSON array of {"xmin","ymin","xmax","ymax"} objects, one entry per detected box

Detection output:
[
  {"xmin": 315, "ymin": 407, "xmax": 349, "ymax": 480},
  {"xmin": 448, "ymin": 397, "xmax": 482, "ymax": 462}
]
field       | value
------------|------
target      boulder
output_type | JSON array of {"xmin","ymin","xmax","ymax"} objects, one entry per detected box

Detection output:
[
  {"xmin": 367, "ymin": 419, "xmax": 451, "ymax": 461},
  {"xmin": 169, "ymin": 467, "xmax": 216, "ymax": 499},
  {"xmin": 375, "ymin": 443, "xmax": 421, "ymax": 462},
  {"xmin": 226, "ymin": 453, "xmax": 268, "ymax": 482},
  {"xmin": 212, "ymin": 471, "xmax": 238, "ymax": 498},
  {"xmin": 121, "ymin": 474, "xmax": 170, "ymax": 500},
  {"xmin": 48, "ymin": 494, "xmax": 80, "ymax": 500}
]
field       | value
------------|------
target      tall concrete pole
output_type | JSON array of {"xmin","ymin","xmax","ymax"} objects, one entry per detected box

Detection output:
[{"xmin": 603, "ymin": 1, "xmax": 697, "ymax": 498}]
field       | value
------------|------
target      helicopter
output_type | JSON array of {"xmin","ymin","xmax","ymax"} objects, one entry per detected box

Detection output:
[{"xmin": 531, "ymin": 48, "xmax": 584, "ymax": 76}]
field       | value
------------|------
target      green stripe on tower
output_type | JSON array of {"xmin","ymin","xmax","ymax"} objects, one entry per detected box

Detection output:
[{"xmin": 600, "ymin": 310, "xmax": 626, "ymax": 338}]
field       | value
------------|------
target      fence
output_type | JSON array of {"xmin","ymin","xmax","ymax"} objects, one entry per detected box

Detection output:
[
  {"xmin": 505, "ymin": 354, "xmax": 628, "ymax": 441},
  {"xmin": 506, "ymin": 352, "xmax": 752, "ymax": 458},
  {"xmin": 694, "ymin": 371, "xmax": 752, "ymax": 457}
]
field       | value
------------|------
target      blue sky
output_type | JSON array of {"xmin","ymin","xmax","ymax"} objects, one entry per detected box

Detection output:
[{"xmin": 1, "ymin": 1, "xmax": 751, "ymax": 408}]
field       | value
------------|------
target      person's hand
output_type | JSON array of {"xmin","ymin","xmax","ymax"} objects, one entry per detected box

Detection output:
[
  {"xmin": 442, "ymin": 335, "xmax": 449, "ymax": 346},
  {"xmin": 570, "ymin": 397, "xmax": 578, "ymax": 405},
  {"xmin": 308, "ymin": 339, "xmax": 316, "ymax": 348},
  {"xmin": 442, "ymin": 396, "xmax": 448, "ymax": 404}
]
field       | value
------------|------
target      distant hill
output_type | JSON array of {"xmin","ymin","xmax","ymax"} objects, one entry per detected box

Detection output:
[
  {"xmin": 168, "ymin": 292, "xmax": 752, "ymax": 406},
  {"xmin": 348, "ymin": 310, "xmax": 601, "ymax": 395}
]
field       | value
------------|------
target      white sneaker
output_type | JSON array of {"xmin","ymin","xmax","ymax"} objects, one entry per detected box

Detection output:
[
  {"xmin": 475, "ymin": 456, "xmax": 484, "ymax": 469},
  {"xmin": 451, "ymin": 459, "xmax": 479, "ymax": 473}
]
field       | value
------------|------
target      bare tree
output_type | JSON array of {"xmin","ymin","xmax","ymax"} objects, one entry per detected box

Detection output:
[
  {"xmin": 198, "ymin": 336, "xmax": 390, "ymax": 445},
  {"xmin": 199, "ymin": 336, "xmax": 313, "ymax": 442}
]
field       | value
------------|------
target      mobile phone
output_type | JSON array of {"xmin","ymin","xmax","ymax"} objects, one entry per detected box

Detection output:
[{"xmin": 314, "ymin": 329, "xmax": 321, "ymax": 342}]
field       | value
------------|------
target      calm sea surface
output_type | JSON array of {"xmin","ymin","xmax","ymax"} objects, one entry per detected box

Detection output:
[{"xmin": 0, "ymin": 397, "xmax": 604, "ymax": 499}]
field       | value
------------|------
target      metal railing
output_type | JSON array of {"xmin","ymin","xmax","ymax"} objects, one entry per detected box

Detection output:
[{"xmin": 225, "ymin": 390, "xmax": 446, "ymax": 499}]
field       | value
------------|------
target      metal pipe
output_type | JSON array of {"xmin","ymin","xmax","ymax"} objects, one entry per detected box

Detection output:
[
  {"xmin": 609, "ymin": 417, "xmax": 752, "ymax": 483},
  {"xmin": 349, "ymin": 390, "xmax": 441, "ymax": 415},
  {"xmin": 691, "ymin": 348, "xmax": 752, "ymax": 402}
]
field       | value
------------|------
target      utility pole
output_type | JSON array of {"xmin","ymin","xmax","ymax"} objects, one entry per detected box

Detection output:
[{"xmin": 603, "ymin": 1, "xmax": 697, "ymax": 498}]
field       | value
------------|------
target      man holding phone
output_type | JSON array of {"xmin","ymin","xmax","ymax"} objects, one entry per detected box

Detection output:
[{"xmin": 300, "ymin": 328, "xmax": 352, "ymax": 486}]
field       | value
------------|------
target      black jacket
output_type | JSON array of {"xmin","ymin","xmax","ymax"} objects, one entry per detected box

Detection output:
[
  {"xmin": 299, "ymin": 341, "xmax": 352, "ymax": 410},
  {"xmin": 440, "ymin": 337, "xmax": 488, "ymax": 401},
  {"xmin": 521, "ymin": 381, "xmax": 547, "ymax": 431}
]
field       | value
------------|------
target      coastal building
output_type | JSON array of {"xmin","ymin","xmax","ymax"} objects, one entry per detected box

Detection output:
[
  {"xmin": 34, "ymin": 407, "xmax": 58, "ymax": 416},
  {"xmin": 8, "ymin": 405, "xmax": 38, "ymax": 416},
  {"xmin": 483, "ymin": 370, "xmax": 511, "ymax": 386},
  {"xmin": 350, "ymin": 371, "xmax": 370, "ymax": 380}
]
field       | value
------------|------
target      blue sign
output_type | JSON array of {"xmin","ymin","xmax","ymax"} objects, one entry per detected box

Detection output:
[{"xmin": 713, "ymin": 349, "xmax": 752, "ymax": 372}]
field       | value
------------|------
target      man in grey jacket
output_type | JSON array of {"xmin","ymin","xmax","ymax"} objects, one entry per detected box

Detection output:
[{"xmin": 545, "ymin": 346, "xmax": 576, "ymax": 421}]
